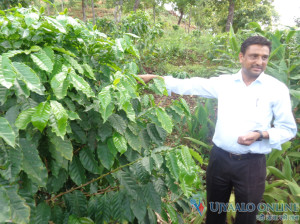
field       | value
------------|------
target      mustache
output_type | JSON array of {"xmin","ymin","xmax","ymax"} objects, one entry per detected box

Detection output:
[{"xmin": 251, "ymin": 65, "xmax": 263, "ymax": 69}]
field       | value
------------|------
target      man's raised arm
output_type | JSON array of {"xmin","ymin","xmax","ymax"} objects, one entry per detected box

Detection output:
[{"xmin": 138, "ymin": 74, "xmax": 163, "ymax": 83}]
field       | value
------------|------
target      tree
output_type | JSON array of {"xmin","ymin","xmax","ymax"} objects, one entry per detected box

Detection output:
[
  {"xmin": 82, "ymin": 0, "xmax": 86, "ymax": 22},
  {"xmin": 1, "ymin": 0, "xmax": 30, "ymax": 9},
  {"xmin": 225, "ymin": 0, "xmax": 234, "ymax": 32},
  {"xmin": 91, "ymin": 0, "xmax": 96, "ymax": 25},
  {"xmin": 171, "ymin": 0, "xmax": 196, "ymax": 25},
  {"xmin": 204, "ymin": 0, "xmax": 277, "ymax": 32},
  {"xmin": 133, "ymin": 0, "xmax": 141, "ymax": 11}
]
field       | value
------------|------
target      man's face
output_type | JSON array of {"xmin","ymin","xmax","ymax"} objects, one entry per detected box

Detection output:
[{"xmin": 239, "ymin": 44, "xmax": 270, "ymax": 78}]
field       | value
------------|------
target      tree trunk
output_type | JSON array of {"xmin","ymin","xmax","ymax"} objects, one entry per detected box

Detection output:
[
  {"xmin": 133, "ymin": 0, "xmax": 140, "ymax": 12},
  {"xmin": 114, "ymin": 0, "xmax": 123, "ymax": 23},
  {"xmin": 91, "ymin": 0, "xmax": 96, "ymax": 25},
  {"xmin": 153, "ymin": 3, "xmax": 156, "ymax": 23},
  {"xmin": 225, "ymin": 0, "xmax": 235, "ymax": 32},
  {"xmin": 61, "ymin": 0, "xmax": 64, "ymax": 11},
  {"xmin": 119, "ymin": 0, "xmax": 123, "ymax": 23},
  {"xmin": 47, "ymin": 3, "xmax": 50, "ymax": 15},
  {"xmin": 82, "ymin": 0, "xmax": 86, "ymax": 22},
  {"xmin": 188, "ymin": 15, "xmax": 191, "ymax": 33},
  {"xmin": 177, "ymin": 9, "xmax": 184, "ymax": 25}
]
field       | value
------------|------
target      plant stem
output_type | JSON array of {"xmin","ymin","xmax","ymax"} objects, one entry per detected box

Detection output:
[{"xmin": 46, "ymin": 158, "xmax": 142, "ymax": 203}]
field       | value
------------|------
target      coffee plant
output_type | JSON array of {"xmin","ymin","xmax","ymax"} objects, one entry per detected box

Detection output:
[{"xmin": 0, "ymin": 6, "xmax": 202, "ymax": 224}]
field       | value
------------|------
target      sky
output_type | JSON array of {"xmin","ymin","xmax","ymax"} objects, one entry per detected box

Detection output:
[{"xmin": 273, "ymin": 0, "xmax": 300, "ymax": 27}]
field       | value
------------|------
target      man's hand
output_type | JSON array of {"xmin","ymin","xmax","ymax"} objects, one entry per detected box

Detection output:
[
  {"xmin": 138, "ymin": 74, "xmax": 161, "ymax": 83},
  {"xmin": 237, "ymin": 132, "xmax": 261, "ymax": 146}
]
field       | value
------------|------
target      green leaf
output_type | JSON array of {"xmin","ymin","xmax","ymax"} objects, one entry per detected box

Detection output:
[
  {"xmin": 50, "ymin": 68, "xmax": 70, "ymax": 99},
  {"xmin": 14, "ymin": 79, "xmax": 30, "ymax": 98},
  {"xmin": 139, "ymin": 129, "xmax": 151, "ymax": 150},
  {"xmin": 156, "ymin": 107, "xmax": 173, "ymax": 134},
  {"xmin": 83, "ymin": 64, "xmax": 96, "ymax": 80},
  {"xmin": 97, "ymin": 144, "xmax": 115, "ymax": 170},
  {"xmin": 144, "ymin": 182, "xmax": 161, "ymax": 213},
  {"xmin": 69, "ymin": 72, "xmax": 94, "ymax": 98},
  {"xmin": 290, "ymin": 89, "xmax": 300, "ymax": 100},
  {"xmin": 98, "ymin": 86, "xmax": 114, "ymax": 122},
  {"xmin": 33, "ymin": 202, "xmax": 51, "ymax": 224},
  {"xmin": 52, "ymin": 47, "xmax": 76, "ymax": 57},
  {"xmin": 69, "ymin": 156, "xmax": 86, "ymax": 186},
  {"xmin": 121, "ymin": 101, "xmax": 135, "ymax": 122},
  {"xmin": 165, "ymin": 204, "xmax": 178, "ymax": 224},
  {"xmin": 267, "ymin": 166, "xmax": 286, "ymax": 180},
  {"xmin": 0, "ymin": 85, "xmax": 9, "ymax": 105},
  {"xmin": 0, "ymin": 56, "xmax": 16, "ymax": 89},
  {"xmin": 49, "ymin": 100, "xmax": 68, "ymax": 138},
  {"xmin": 68, "ymin": 216, "xmax": 95, "ymax": 224},
  {"xmin": 0, "ymin": 147, "xmax": 22, "ymax": 181},
  {"xmin": 0, "ymin": 186, "xmax": 11, "ymax": 222},
  {"xmin": 31, "ymin": 101, "xmax": 51, "ymax": 132},
  {"xmin": 108, "ymin": 114, "xmax": 127, "ymax": 134},
  {"xmin": 110, "ymin": 191, "xmax": 123, "ymax": 220},
  {"xmin": 49, "ymin": 134, "xmax": 73, "ymax": 161},
  {"xmin": 117, "ymin": 171, "xmax": 139, "ymax": 199},
  {"xmin": 282, "ymin": 157, "xmax": 292, "ymax": 181},
  {"xmin": 20, "ymin": 138, "xmax": 48, "ymax": 187},
  {"xmin": 98, "ymin": 122, "xmax": 112, "ymax": 142},
  {"xmin": 70, "ymin": 122, "xmax": 87, "ymax": 144},
  {"xmin": 147, "ymin": 123, "xmax": 163, "ymax": 146},
  {"xmin": 67, "ymin": 111, "xmax": 80, "ymax": 120},
  {"xmin": 15, "ymin": 108, "xmax": 36, "ymax": 130},
  {"xmin": 153, "ymin": 178, "xmax": 167, "ymax": 197},
  {"xmin": 100, "ymin": 103, "xmax": 114, "ymax": 123},
  {"xmin": 64, "ymin": 55, "xmax": 84, "ymax": 74},
  {"xmin": 63, "ymin": 190, "xmax": 87, "ymax": 217},
  {"xmin": 131, "ymin": 199, "xmax": 147, "ymax": 221},
  {"xmin": 45, "ymin": 16, "xmax": 67, "ymax": 33},
  {"xmin": 6, "ymin": 185, "xmax": 30, "ymax": 224},
  {"xmin": 124, "ymin": 129, "xmax": 141, "ymax": 152},
  {"xmin": 179, "ymin": 98, "xmax": 191, "ymax": 116},
  {"xmin": 286, "ymin": 181, "xmax": 300, "ymax": 197},
  {"xmin": 287, "ymin": 152, "xmax": 300, "ymax": 158},
  {"xmin": 30, "ymin": 49, "xmax": 53, "ymax": 73},
  {"xmin": 189, "ymin": 149, "xmax": 203, "ymax": 165},
  {"xmin": 79, "ymin": 147, "xmax": 100, "ymax": 174},
  {"xmin": 149, "ymin": 77, "xmax": 167, "ymax": 96},
  {"xmin": 13, "ymin": 62, "xmax": 45, "ymax": 95},
  {"xmin": 151, "ymin": 152, "xmax": 164, "ymax": 169},
  {"xmin": 112, "ymin": 132, "xmax": 127, "ymax": 155},
  {"xmin": 166, "ymin": 151, "xmax": 179, "ymax": 181},
  {"xmin": 229, "ymin": 25, "xmax": 239, "ymax": 55},
  {"xmin": 0, "ymin": 117, "xmax": 16, "ymax": 147},
  {"xmin": 180, "ymin": 146, "xmax": 194, "ymax": 172},
  {"xmin": 184, "ymin": 137, "xmax": 212, "ymax": 149},
  {"xmin": 141, "ymin": 156, "xmax": 153, "ymax": 174}
]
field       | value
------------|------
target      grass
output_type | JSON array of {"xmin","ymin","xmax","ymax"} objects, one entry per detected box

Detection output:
[{"xmin": 142, "ymin": 24, "xmax": 221, "ymax": 77}]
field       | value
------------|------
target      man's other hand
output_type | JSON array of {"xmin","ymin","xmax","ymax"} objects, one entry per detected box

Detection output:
[{"xmin": 237, "ymin": 132, "xmax": 261, "ymax": 146}]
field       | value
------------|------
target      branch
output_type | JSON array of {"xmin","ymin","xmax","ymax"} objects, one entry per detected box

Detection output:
[{"xmin": 46, "ymin": 158, "xmax": 142, "ymax": 203}]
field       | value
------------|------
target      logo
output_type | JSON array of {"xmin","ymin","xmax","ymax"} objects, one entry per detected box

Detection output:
[{"xmin": 190, "ymin": 198, "xmax": 205, "ymax": 216}]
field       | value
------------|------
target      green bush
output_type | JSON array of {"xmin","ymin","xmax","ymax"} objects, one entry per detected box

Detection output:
[{"xmin": 0, "ymin": 6, "xmax": 202, "ymax": 224}]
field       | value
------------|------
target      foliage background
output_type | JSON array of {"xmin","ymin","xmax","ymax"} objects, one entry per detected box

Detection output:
[{"xmin": 0, "ymin": 1, "xmax": 299, "ymax": 224}]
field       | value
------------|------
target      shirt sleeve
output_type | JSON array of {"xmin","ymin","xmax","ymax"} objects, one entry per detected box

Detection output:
[
  {"xmin": 164, "ymin": 76, "xmax": 220, "ymax": 98},
  {"xmin": 267, "ymin": 86, "xmax": 297, "ymax": 150}
]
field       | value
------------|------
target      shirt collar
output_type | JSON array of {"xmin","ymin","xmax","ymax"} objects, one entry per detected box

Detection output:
[{"xmin": 233, "ymin": 70, "xmax": 266, "ymax": 85}]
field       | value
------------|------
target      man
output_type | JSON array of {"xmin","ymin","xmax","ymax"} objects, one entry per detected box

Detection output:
[{"xmin": 138, "ymin": 36, "xmax": 297, "ymax": 224}]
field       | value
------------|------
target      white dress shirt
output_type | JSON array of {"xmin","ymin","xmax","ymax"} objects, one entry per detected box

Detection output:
[{"xmin": 164, "ymin": 70, "xmax": 297, "ymax": 154}]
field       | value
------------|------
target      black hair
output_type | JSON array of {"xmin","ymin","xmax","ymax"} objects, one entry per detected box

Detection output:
[{"xmin": 240, "ymin": 36, "xmax": 272, "ymax": 55}]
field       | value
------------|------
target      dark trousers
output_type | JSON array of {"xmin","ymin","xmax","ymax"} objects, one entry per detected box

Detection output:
[{"xmin": 206, "ymin": 145, "xmax": 266, "ymax": 224}]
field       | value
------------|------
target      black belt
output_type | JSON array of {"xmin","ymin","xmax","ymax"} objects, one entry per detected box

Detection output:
[{"xmin": 214, "ymin": 145, "xmax": 265, "ymax": 160}]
